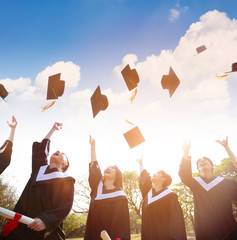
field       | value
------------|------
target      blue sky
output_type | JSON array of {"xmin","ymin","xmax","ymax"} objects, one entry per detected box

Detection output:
[
  {"xmin": 1, "ymin": 0, "xmax": 236, "ymax": 83},
  {"xmin": 1, "ymin": 0, "xmax": 237, "ymax": 194}
]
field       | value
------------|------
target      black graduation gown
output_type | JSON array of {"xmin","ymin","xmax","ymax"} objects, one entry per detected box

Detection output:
[
  {"xmin": 0, "ymin": 140, "xmax": 12, "ymax": 174},
  {"xmin": 179, "ymin": 157, "xmax": 237, "ymax": 240},
  {"xmin": 84, "ymin": 161, "xmax": 130, "ymax": 240},
  {"xmin": 139, "ymin": 170, "xmax": 187, "ymax": 240},
  {"xmin": 1, "ymin": 139, "xmax": 75, "ymax": 240}
]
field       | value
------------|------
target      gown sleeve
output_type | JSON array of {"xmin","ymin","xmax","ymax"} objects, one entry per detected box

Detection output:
[
  {"xmin": 32, "ymin": 139, "xmax": 50, "ymax": 173},
  {"xmin": 0, "ymin": 140, "xmax": 13, "ymax": 174},
  {"xmin": 37, "ymin": 178, "xmax": 75, "ymax": 237},
  {"xmin": 139, "ymin": 169, "xmax": 152, "ymax": 199},
  {"xmin": 88, "ymin": 161, "xmax": 102, "ymax": 197},
  {"xmin": 178, "ymin": 156, "xmax": 197, "ymax": 190},
  {"xmin": 168, "ymin": 194, "xmax": 187, "ymax": 240}
]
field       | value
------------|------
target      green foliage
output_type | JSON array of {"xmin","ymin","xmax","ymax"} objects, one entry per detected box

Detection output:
[
  {"xmin": 0, "ymin": 176, "xmax": 18, "ymax": 228},
  {"xmin": 172, "ymin": 182, "xmax": 194, "ymax": 231},
  {"xmin": 129, "ymin": 209, "xmax": 141, "ymax": 234},
  {"xmin": 123, "ymin": 171, "xmax": 142, "ymax": 219},
  {"xmin": 213, "ymin": 158, "xmax": 237, "ymax": 179},
  {"xmin": 73, "ymin": 175, "xmax": 90, "ymax": 214},
  {"xmin": 63, "ymin": 213, "xmax": 87, "ymax": 237}
]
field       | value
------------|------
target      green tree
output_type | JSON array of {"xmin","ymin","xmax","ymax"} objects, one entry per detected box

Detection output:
[
  {"xmin": 214, "ymin": 158, "xmax": 237, "ymax": 179},
  {"xmin": 0, "ymin": 176, "xmax": 18, "ymax": 228},
  {"xmin": 213, "ymin": 158, "xmax": 237, "ymax": 219},
  {"xmin": 123, "ymin": 171, "xmax": 142, "ymax": 219},
  {"xmin": 172, "ymin": 182, "xmax": 194, "ymax": 231},
  {"xmin": 63, "ymin": 213, "xmax": 87, "ymax": 237},
  {"xmin": 73, "ymin": 175, "xmax": 90, "ymax": 214}
]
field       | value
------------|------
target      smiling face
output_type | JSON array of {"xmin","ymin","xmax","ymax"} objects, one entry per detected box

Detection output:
[
  {"xmin": 151, "ymin": 171, "xmax": 166, "ymax": 186},
  {"xmin": 50, "ymin": 150, "xmax": 69, "ymax": 172},
  {"xmin": 197, "ymin": 157, "xmax": 214, "ymax": 177},
  {"xmin": 103, "ymin": 166, "xmax": 116, "ymax": 181}
]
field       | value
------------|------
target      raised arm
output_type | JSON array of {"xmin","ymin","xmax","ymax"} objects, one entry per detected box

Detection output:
[
  {"xmin": 0, "ymin": 116, "xmax": 17, "ymax": 174},
  {"xmin": 7, "ymin": 115, "xmax": 17, "ymax": 143},
  {"xmin": 179, "ymin": 140, "xmax": 194, "ymax": 187},
  {"xmin": 137, "ymin": 157, "xmax": 152, "ymax": 199},
  {"xmin": 44, "ymin": 122, "xmax": 62, "ymax": 140},
  {"xmin": 89, "ymin": 135, "xmax": 97, "ymax": 163},
  {"xmin": 32, "ymin": 122, "xmax": 62, "ymax": 173},
  {"xmin": 88, "ymin": 136, "xmax": 102, "ymax": 194},
  {"xmin": 216, "ymin": 136, "xmax": 237, "ymax": 168}
]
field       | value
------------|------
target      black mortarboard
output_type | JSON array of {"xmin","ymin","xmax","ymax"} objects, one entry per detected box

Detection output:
[
  {"xmin": 161, "ymin": 67, "xmax": 180, "ymax": 97},
  {"xmin": 0, "ymin": 84, "xmax": 8, "ymax": 100},
  {"xmin": 90, "ymin": 85, "xmax": 109, "ymax": 118},
  {"xmin": 123, "ymin": 126, "xmax": 145, "ymax": 149},
  {"xmin": 225, "ymin": 62, "xmax": 237, "ymax": 73},
  {"xmin": 47, "ymin": 73, "xmax": 65, "ymax": 100},
  {"xmin": 196, "ymin": 45, "xmax": 207, "ymax": 54},
  {"xmin": 121, "ymin": 64, "xmax": 139, "ymax": 91}
]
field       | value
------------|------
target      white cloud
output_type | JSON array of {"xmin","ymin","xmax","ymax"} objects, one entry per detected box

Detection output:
[
  {"xmin": 169, "ymin": 9, "xmax": 180, "ymax": 22},
  {"xmin": 35, "ymin": 61, "xmax": 81, "ymax": 92},
  {"xmin": 126, "ymin": 10, "xmax": 237, "ymax": 115},
  {"xmin": 69, "ymin": 89, "xmax": 92, "ymax": 107},
  {"xmin": 0, "ymin": 77, "xmax": 31, "ymax": 93},
  {"xmin": 113, "ymin": 54, "xmax": 138, "ymax": 78},
  {"xmin": 169, "ymin": 5, "xmax": 188, "ymax": 22}
]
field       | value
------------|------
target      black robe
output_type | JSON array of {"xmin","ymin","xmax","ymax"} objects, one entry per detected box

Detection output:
[
  {"xmin": 179, "ymin": 157, "xmax": 237, "ymax": 240},
  {"xmin": 139, "ymin": 170, "xmax": 187, "ymax": 240},
  {"xmin": 84, "ymin": 161, "xmax": 130, "ymax": 240},
  {"xmin": 1, "ymin": 139, "xmax": 75, "ymax": 240},
  {"xmin": 0, "ymin": 140, "xmax": 12, "ymax": 174}
]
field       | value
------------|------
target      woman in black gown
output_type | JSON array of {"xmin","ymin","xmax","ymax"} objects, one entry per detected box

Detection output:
[{"xmin": 84, "ymin": 136, "xmax": 130, "ymax": 240}]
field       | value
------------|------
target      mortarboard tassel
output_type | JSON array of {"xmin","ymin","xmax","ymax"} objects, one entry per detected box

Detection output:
[
  {"xmin": 216, "ymin": 74, "xmax": 228, "ymax": 79},
  {"xmin": 42, "ymin": 87, "xmax": 57, "ymax": 112},
  {"xmin": 130, "ymin": 88, "xmax": 137, "ymax": 103},
  {"xmin": 42, "ymin": 101, "xmax": 56, "ymax": 112},
  {"xmin": 125, "ymin": 119, "xmax": 135, "ymax": 125}
]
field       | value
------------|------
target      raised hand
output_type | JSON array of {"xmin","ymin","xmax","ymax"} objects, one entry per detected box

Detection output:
[
  {"xmin": 216, "ymin": 136, "xmax": 228, "ymax": 148},
  {"xmin": 136, "ymin": 157, "xmax": 143, "ymax": 167},
  {"xmin": 182, "ymin": 140, "xmax": 191, "ymax": 158},
  {"xmin": 7, "ymin": 116, "xmax": 17, "ymax": 128},
  {"xmin": 89, "ymin": 135, "xmax": 95, "ymax": 146},
  {"xmin": 53, "ymin": 122, "xmax": 63, "ymax": 131}
]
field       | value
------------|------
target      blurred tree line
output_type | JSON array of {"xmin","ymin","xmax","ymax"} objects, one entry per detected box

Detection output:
[{"xmin": 0, "ymin": 158, "xmax": 236, "ymax": 238}]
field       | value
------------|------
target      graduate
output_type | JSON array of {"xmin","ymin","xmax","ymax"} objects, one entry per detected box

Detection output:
[
  {"xmin": 84, "ymin": 136, "xmax": 130, "ymax": 240},
  {"xmin": 0, "ymin": 116, "xmax": 17, "ymax": 174},
  {"xmin": 137, "ymin": 158, "xmax": 187, "ymax": 240},
  {"xmin": 1, "ymin": 122, "xmax": 75, "ymax": 240},
  {"xmin": 179, "ymin": 138, "xmax": 237, "ymax": 240}
]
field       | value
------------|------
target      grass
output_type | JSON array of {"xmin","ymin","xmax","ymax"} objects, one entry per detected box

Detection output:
[
  {"xmin": 67, "ymin": 234, "xmax": 141, "ymax": 240},
  {"xmin": 67, "ymin": 233, "xmax": 196, "ymax": 240}
]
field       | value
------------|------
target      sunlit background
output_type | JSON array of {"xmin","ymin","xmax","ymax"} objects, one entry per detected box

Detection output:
[{"xmin": 1, "ymin": 0, "xmax": 237, "ymax": 195}]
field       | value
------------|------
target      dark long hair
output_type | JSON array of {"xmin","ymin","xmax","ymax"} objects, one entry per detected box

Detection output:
[{"xmin": 113, "ymin": 165, "xmax": 123, "ymax": 190}]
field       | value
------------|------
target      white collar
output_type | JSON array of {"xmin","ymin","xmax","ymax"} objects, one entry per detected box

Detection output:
[
  {"xmin": 194, "ymin": 176, "xmax": 224, "ymax": 191},
  {"xmin": 147, "ymin": 188, "xmax": 173, "ymax": 205},
  {"xmin": 36, "ymin": 165, "xmax": 72, "ymax": 182},
  {"xmin": 94, "ymin": 181, "xmax": 126, "ymax": 200}
]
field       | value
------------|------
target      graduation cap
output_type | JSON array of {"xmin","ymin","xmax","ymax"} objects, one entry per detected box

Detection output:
[
  {"xmin": 0, "ymin": 84, "xmax": 8, "ymax": 100},
  {"xmin": 225, "ymin": 62, "xmax": 237, "ymax": 73},
  {"xmin": 123, "ymin": 126, "xmax": 145, "ymax": 149},
  {"xmin": 161, "ymin": 67, "xmax": 180, "ymax": 97},
  {"xmin": 196, "ymin": 45, "xmax": 207, "ymax": 54},
  {"xmin": 47, "ymin": 73, "xmax": 65, "ymax": 100},
  {"xmin": 90, "ymin": 85, "xmax": 109, "ymax": 118},
  {"xmin": 121, "ymin": 64, "xmax": 139, "ymax": 91}
]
